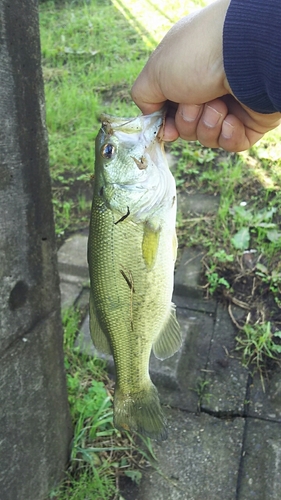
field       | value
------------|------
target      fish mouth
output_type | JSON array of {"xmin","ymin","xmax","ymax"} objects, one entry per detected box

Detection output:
[{"xmin": 100, "ymin": 110, "xmax": 165, "ymax": 145}]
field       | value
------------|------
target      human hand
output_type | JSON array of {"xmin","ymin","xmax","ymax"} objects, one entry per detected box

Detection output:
[{"xmin": 131, "ymin": 0, "xmax": 281, "ymax": 152}]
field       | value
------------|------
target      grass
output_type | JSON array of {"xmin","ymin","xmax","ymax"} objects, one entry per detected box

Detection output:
[
  {"xmin": 40, "ymin": 0, "xmax": 281, "ymax": 497},
  {"xmin": 172, "ymin": 137, "xmax": 281, "ymax": 369},
  {"xmin": 40, "ymin": 0, "xmax": 216, "ymax": 241},
  {"xmin": 50, "ymin": 307, "xmax": 158, "ymax": 499}
]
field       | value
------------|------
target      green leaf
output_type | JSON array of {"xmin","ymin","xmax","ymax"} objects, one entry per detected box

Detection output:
[
  {"xmin": 255, "ymin": 262, "xmax": 268, "ymax": 274},
  {"xmin": 125, "ymin": 470, "xmax": 142, "ymax": 485},
  {"xmin": 266, "ymin": 229, "xmax": 281, "ymax": 243},
  {"xmin": 231, "ymin": 227, "xmax": 250, "ymax": 250},
  {"xmin": 272, "ymin": 345, "xmax": 281, "ymax": 354},
  {"xmin": 257, "ymin": 222, "xmax": 276, "ymax": 228},
  {"xmin": 233, "ymin": 205, "xmax": 252, "ymax": 221}
]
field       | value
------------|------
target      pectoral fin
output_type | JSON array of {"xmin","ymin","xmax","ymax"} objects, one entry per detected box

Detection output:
[
  {"xmin": 152, "ymin": 304, "xmax": 182, "ymax": 360},
  {"xmin": 89, "ymin": 291, "xmax": 112, "ymax": 355},
  {"xmin": 142, "ymin": 223, "xmax": 160, "ymax": 270}
]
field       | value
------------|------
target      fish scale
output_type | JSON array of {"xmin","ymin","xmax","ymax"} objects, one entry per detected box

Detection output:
[{"xmin": 88, "ymin": 111, "xmax": 182, "ymax": 439}]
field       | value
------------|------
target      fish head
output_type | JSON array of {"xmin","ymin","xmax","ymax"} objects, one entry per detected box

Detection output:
[
  {"xmin": 94, "ymin": 110, "xmax": 176, "ymax": 223},
  {"xmin": 95, "ymin": 111, "xmax": 163, "ymax": 187}
]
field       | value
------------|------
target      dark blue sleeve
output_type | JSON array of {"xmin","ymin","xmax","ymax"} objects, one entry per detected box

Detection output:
[{"xmin": 223, "ymin": 0, "xmax": 281, "ymax": 113}]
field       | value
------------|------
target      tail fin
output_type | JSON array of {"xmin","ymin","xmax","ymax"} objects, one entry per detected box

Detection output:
[{"xmin": 113, "ymin": 383, "xmax": 168, "ymax": 441}]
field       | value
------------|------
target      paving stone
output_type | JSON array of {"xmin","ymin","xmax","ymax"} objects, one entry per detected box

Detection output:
[
  {"xmin": 238, "ymin": 419, "xmax": 281, "ymax": 500},
  {"xmin": 58, "ymin": 234, "xmax": 89, "ymax": 279},
  {"xmin": 75, "ymin": 287, "xmax": 90, "ymax": 309},
  {"xmin": 247, "ymin": 368, "xmax": 281, "ymax": 422},
  {"xmin": 152, "ymin": 307, "xmax": 215, "ymax": 412},
  {"xmin": 174, "ymin": 293, "xmax": 217, "ymax": 314},
  {"xmin": 60, "ymin": 280, "xmax": 83, "ymax": 309},
  {"xmin": 127, "ymin": 408, "xmax": 244, "ymax": 500},
  {"xmin": 177, "ymin": 192, "xmax": 220, "ymax": 217},
  {"xmin": 174, "ymin": 247, "xmax": 205, "ymax": 298},
  {"xmin": 201, "ymin": 304, "xmax": 249, "ymax": 414}
]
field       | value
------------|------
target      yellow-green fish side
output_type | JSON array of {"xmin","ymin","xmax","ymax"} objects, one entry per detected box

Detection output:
[
  {"xmin": 88, "ymin": 195, "xmax": 179, "ymax": 439},
  {"xmin": 88, "ymin": 111, "xmax": 181, "ymax": 440}
]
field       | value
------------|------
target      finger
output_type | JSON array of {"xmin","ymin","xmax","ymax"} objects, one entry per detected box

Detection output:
[
  {"xmin": 218, "ymin": 114, "xmax": 264, "ymax": 152},
  {"xmin": 174, "ymin": 103, "xmax": 204, "ymax": 141},
  {"xmin": 196, "ymin": 100, "xmax": 229, "ymax": 147},
  {"xmin": 162, "ymin": 115, "xmax": 179, "ymax": 142}
]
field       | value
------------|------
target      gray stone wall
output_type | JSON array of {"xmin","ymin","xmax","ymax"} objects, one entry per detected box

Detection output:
[{"xmin": 0, "ymin": 1, "xmax": 72, "ymax": 498}]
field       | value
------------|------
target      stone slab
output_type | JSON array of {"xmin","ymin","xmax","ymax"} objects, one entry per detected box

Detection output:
[
  {"xmin": 174, "ymin": 293, "xmax": 217, "ymax": 314},
  {"xmin": 75, "ymin": 287, "xmax": 90, "ymax": 309},
  {"xmin": 238, "ymin": 419, "xmax": 281, "ymax": 500},
  {"xmin": 247, "ymin": 368, "xmax": 281, "ymax": 422},
  {"xmin": 57, "ymin": 234, "xmax": 89, "ymax": 279},
  {"xmin": 127, "ymin": 408, "xmax": 244, "ymax": 500},
  {"xmin": 201, "ymin": 304, "xmax": 249, "ymax": 414},
  {"xmin": 177, "ymin": 192, "xmax": 220, "ymax": 217},
  {"xmin": 60, "ymin": 280, "xmax": 83, "ymax": 309},
  {"xmin": 153, "ymin": 308, "xmax": 214, "ymax": 412},
  {"xmin": 174, "ymin": 247, "xmax": 205, "ymax": 298}
]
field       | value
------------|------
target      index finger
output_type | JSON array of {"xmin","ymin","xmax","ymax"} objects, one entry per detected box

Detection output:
[{"xmin": 131, "ymin": 67, "xmax": 167, "ymax": 115}]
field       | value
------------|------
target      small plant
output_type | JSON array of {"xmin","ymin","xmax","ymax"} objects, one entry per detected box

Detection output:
[
  {"xmin": 191, "ymin": 378, "xmax": 212, "ymax": 410},
  {"xmin": 213, "ymin": 250, "xmax": 234, "ymax": 263},
  {"xmin": 255, "ymin": 263, "xmax": 281, "ymax": 308},
  {"xmin": 53, "ymin": 307, "xmax": 158, "ymax": 499},
  {"xmin": 205, "ymin": 264, "xmax": 231, "ymax": 295},
  {"xmin": 236, "ymin": 321, "xmax": 281, "ymax": 373},
  {"xmin": 230, "ymin": 205, "xmax": 280, "ymax": 251}
]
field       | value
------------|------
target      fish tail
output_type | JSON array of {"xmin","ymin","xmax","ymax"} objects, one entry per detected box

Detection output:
[{"xmin": 113, "ymin": 383, "xmax": 168, "ymax": 441}]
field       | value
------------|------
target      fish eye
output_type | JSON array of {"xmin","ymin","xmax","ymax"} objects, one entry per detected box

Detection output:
[{"xmin": 100, "ymin": 143, "xmax": 116, "ymax": 159}]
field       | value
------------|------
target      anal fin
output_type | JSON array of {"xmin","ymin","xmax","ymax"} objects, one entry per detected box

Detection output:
[
  {"xmin": 152, "ymin": 303, "xmax": 182, "ymax": 360},
  {"xmin": 89, "ymin": 291, "xmax": 112, "ymax": 355}
]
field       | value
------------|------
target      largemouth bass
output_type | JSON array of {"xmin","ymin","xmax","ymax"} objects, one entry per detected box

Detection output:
[{"xmin": 88, "ymin": 110, "xmax": 181, "ymax": 440}]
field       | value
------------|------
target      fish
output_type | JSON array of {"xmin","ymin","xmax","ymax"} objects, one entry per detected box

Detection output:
[{"xmin": 87, "ymin": 110, "xmax": 182, "ymax": 440}]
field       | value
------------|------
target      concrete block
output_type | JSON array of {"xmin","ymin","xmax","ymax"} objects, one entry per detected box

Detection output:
[
  {"xmin": 58, "ymin": 234, "xmax": 89, "ymax": 280},
  {"xmin": 60, "ymin": 280, "xmax": 83, "ymax": 309},
  {"xmin": 248, "ymin": 368, "xmax": 281, "ymax": 422},
  {"xmin": 202, "ymin": 304, "xmax": 249, "ymax": 414},
  {"xmin": 152, "ymin": 307, "xmax": 214, "ymax": 412},
  {"xmin": 177, "ymin": 191, "xmax": 220, "ymax": 216},
  {"xmin": 238, "ymin": 419, "xmax": 281, "ymax": 500},
  {"xmin": 174, "ymin": 247, "xmax": 205, "ymax": 298},
  {"xmin": 174, "ymin": 293, "xmax": 217, "ymax": 314},
  {"xmin": 128, "ymin": 408, "xmax": 244, "ymax": 500}
]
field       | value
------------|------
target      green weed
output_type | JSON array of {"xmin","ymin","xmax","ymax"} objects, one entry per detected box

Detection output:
[
  {"xmin": 191, "ymin": 378, "xmax": 212, "ymax": 410},
  {"xmin": 53, "ymin": 307, "xmax": 158, "ymax": 499},
  {"xmin": 236, "ymin": 322, "xmax": 281, "ymax": 376}
]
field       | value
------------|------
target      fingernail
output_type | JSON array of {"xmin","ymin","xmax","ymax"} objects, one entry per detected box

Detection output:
[
  {"xmin": 222, "ymin": 120, "xmax": 234, "ymax": 139},
  {"xmin": 180, "ymin": 104, "xmax": 201, "ymax": 122},
  {"xmin": 203, "ymin": 105, "xmax": 222, "ymax": 128}
]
